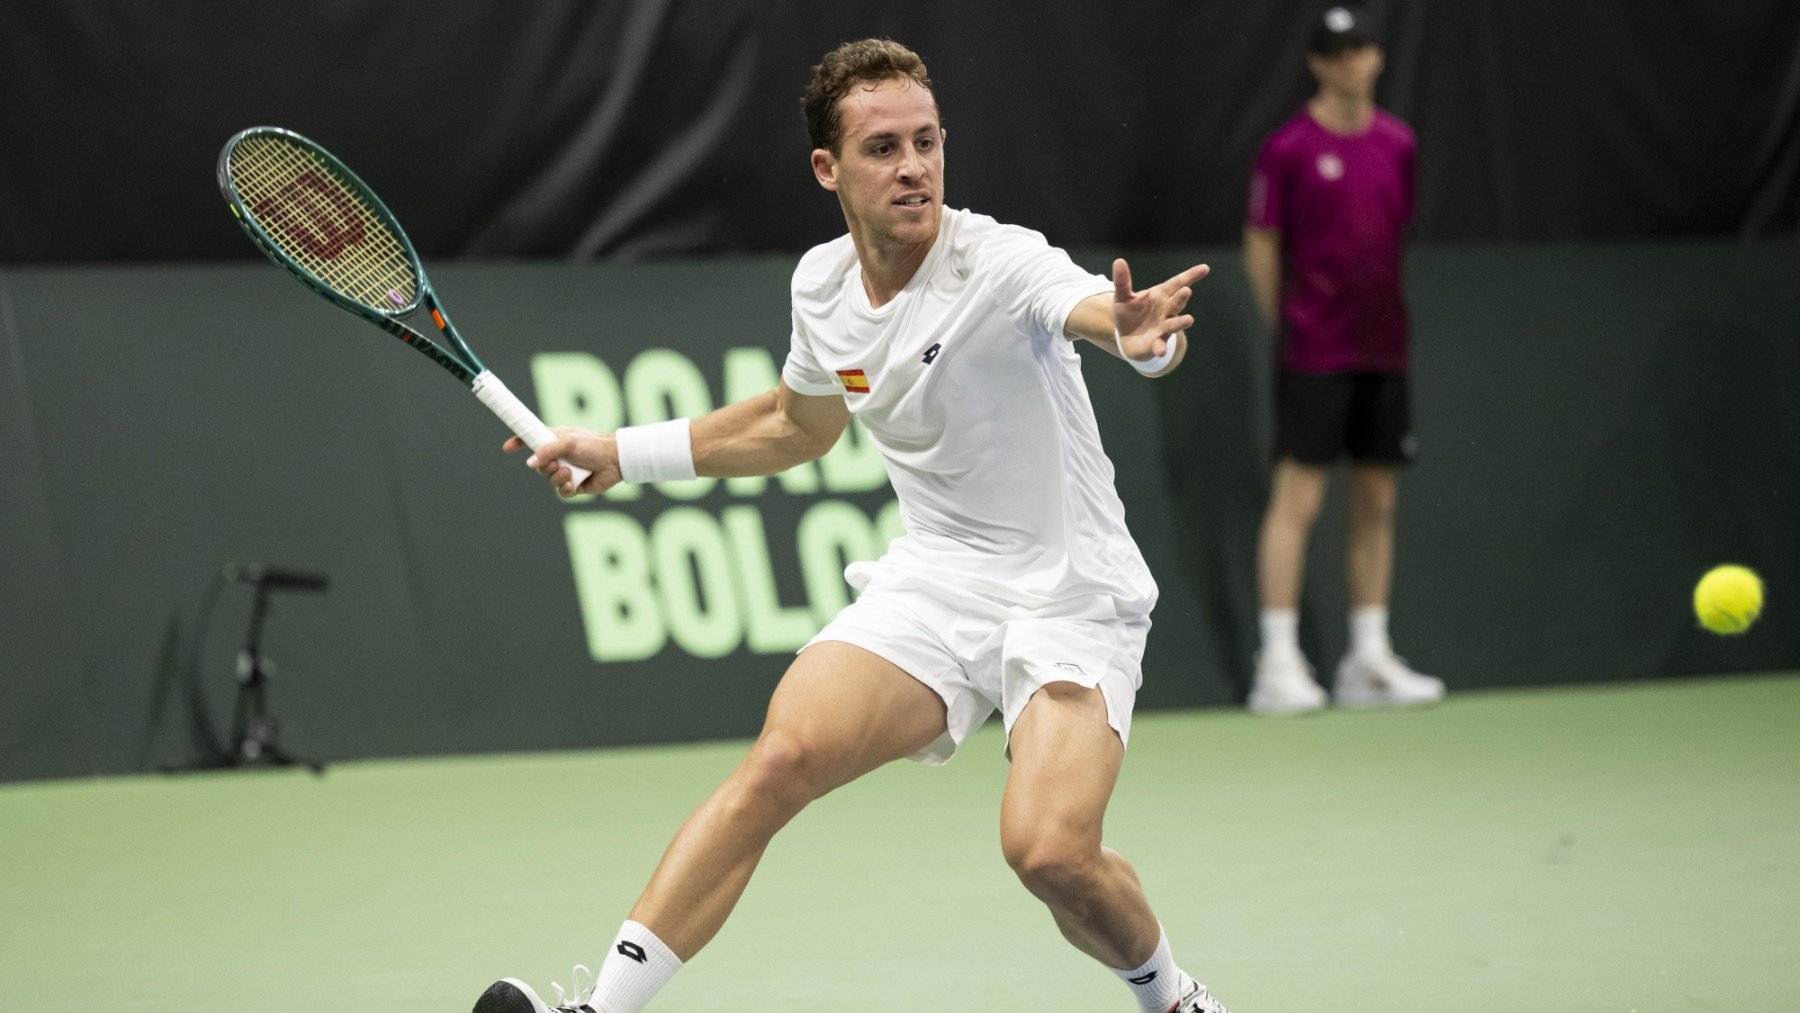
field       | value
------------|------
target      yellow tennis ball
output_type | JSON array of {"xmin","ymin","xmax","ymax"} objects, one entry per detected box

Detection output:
[{"xmin": 1693, "ymin": 564, "xmax": 1763, "ymax": 635}]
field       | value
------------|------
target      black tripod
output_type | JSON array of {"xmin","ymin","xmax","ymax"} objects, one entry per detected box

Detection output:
[{"xmin": 226, "ymin": 580, "xmax": 326, "ymax": 774}]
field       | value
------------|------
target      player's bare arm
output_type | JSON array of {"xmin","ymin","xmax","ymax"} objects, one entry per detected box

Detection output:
[
  {"xmin": 691, "ymin": 381, "xmax": 849, "ymax": 477},
  {"xmin": 507, "ymin": 380, "xmax": 848, "ymax": 497},
  {"xmin": 1065, "ymin": 258, "xmax": 1209, "ymax": 378}
]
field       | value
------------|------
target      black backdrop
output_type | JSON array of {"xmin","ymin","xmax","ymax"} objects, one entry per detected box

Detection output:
[{"xmin": 3, "ymin": 1, "xmax": 1798, "ymax": 264}]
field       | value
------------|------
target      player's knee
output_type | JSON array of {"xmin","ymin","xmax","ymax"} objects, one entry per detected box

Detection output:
[
  {"xmin": 1003, "ymin": 830, "xmax": 1102, "ymax": 907},
  {"xmin": 732, "ymin": 732, "xmax": 832, "ymax": 815}
]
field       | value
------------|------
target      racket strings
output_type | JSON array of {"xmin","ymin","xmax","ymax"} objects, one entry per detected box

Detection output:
[{"xmin": 229, "ymin": 135, "xmax": 418, "ymax": 311}]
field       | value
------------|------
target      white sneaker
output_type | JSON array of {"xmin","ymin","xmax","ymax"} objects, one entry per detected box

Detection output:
[
  {"xmin": 1247, "ymin": 652, "xmax": 1328, "ymax": 716},
  {"xmin": 473, "ymin": 966, "xmax": 596, "ymax": 1013},
  {"xmin": 1167, "ymin": 974, "xmax": 1233, "ymax": 1013},
  {"xmin": 1333, "ymin": 651, "xmax": 1446, "ymax": 708}
]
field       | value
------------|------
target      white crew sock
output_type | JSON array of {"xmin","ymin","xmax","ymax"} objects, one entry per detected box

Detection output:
[
  {"xmin": 588, "ymin": 921, "xmax": 682, "ymax": 1013},
  {"xmin": 1112, "ymin": 927, "xmax": 1187, "ymax": 1012},
  {"xmin": 1259, "ymin": 608, "xmax": 1300, "ymax": 663},
  {"xmin": 1351, "ymin": 604, "xmax": 1392, "ymax": 660}
]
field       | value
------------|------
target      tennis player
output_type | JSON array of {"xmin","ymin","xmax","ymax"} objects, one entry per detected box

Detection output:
[{"xmin": 477, "ymin": 39, "xmax": 1230, "ymax": 1013}]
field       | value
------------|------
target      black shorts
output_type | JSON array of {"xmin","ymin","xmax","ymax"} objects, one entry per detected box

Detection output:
[{"xmin": 1274, "ymin": 369, "xmax": 1417, "ymax": 466}]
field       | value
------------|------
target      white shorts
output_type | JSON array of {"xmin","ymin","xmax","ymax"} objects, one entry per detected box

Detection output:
[{"xmin": 802, "ymin": 566, "xmax": 1149, "ymax": 765}]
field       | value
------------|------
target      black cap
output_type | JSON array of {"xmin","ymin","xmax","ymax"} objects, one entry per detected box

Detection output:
[{"xmin": 1309, "ymin": 5, "xmax": 1377, "ymax": 55}]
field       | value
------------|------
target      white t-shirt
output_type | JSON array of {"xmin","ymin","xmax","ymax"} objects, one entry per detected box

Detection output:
[{"xmin": 782, "ymin": 207, "xmax": 1158, "ymax": 619}]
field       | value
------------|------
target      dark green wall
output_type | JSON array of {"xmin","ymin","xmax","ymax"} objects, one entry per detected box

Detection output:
[
  {"xmin": 1154, "ymin": 242, "xmax": 1800, "ymax": 695},
  {"xmin": 3, "ymin": 242, "xmax": 1796, "ymax": 781}
]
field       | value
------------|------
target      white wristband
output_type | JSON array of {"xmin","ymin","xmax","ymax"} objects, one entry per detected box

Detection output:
[
  {"xmin": 616, "ymin": 418, "xmax": 697, "ymax": 484},
  {"xmin": 1127, "ymin": 333, "xmax": 1180, "ymax": 376}
]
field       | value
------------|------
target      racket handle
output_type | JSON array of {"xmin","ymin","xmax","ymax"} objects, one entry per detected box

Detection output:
[{"xmin": 471, "ymin": 370, "xmax": 593, "ymax": 488}]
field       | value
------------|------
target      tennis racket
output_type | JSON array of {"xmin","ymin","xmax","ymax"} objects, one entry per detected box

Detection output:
[{"xmin": 216, "ymin": 126, "xmax": 589, "ymax": 487}]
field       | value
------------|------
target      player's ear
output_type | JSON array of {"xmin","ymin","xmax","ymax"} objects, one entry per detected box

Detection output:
[{"xmin": 811, "ymin": 148, "xmax": 839, "ymax": 192}]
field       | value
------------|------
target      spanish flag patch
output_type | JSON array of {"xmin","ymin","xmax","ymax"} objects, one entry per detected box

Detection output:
[{"xmin": 836, "ymin": 368, "xmax": 870, "ymax": 394}]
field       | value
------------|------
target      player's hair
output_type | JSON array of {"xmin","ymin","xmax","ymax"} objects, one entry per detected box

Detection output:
[{"xmin": 802, "ymin": 39, "xmax": 935, "ymax": 154}]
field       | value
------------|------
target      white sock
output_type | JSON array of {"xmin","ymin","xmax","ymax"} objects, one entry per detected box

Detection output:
[
  {"xmin": 1259, "ymin": 608, "xmax": 1300, "ymax": 663},
  {"xmin": 588, "ymin": 921, "xmax": 682, "ymax": 1013},
  {"xmin": 1351, "ymin": 605, "xmax": 1391, "ymax": 660},
  {"xmin": 1112, "ymin": 927, "xmax": 1187, "ymax": 1012}
]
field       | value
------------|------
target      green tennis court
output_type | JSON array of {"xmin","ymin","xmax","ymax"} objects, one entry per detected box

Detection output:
[{"xmin": 5, "ymin": 673, "xmax": 1796, "ymax": 1012}]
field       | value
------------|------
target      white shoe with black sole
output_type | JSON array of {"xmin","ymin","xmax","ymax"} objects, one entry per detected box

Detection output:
[
  {"xmin": 473, "ymin": 966, "xmax": 596, "ymax": 1013},
  {"xmin": 1167, "ymin": 974, "xmax": 1233, "ymax": 1012}
]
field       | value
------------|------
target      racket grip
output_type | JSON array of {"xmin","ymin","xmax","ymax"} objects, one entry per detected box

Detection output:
[{"xmin": 471, "ymin": 370, "xmax": 593, "ymax": 488}]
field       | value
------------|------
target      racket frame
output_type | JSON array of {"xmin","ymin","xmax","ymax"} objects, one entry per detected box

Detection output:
[
  {"xmin": 217, "ymin": 126, "xmax": 592, "ymax": 489},
  {"xmin": 217, "ymin": 126, "xmax": 485, "ymax": 387}
]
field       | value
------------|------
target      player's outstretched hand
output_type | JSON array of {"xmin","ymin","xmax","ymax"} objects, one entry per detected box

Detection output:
[
  {"xmin": 1111, "ymin": 259, "xmax": 1210, "ymax": 365},
  {"xmin": 504, "ymin": 428, "xmax": 623, "ymax": 498}
]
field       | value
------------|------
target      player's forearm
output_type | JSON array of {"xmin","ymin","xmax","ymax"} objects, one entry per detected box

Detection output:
[
  {"xmin": 690, "ymin": 389, "xmax": 841, "ymax": 477},
  {"xmin": 1243, "ymin": 228, "xmax": 1282, "ymax": 328},
  {"xmin": 1063, "ymin": 297, "xmax": 1121, "ymax": 352}
]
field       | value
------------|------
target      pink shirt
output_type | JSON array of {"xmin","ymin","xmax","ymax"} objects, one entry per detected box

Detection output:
[{"xmin": 1248, "ymin": 108, "xmax": 1416, "ymax": 374}]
